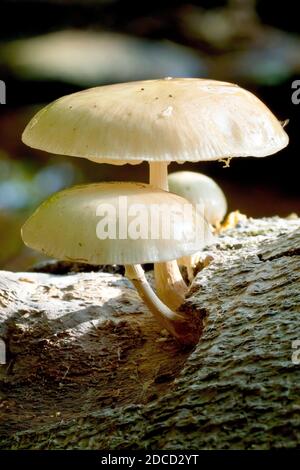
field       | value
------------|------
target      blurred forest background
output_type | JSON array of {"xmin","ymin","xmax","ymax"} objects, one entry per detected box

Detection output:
[{"xmin": 0, "ymin": 0, "xmax": 300, "ymax": 271}]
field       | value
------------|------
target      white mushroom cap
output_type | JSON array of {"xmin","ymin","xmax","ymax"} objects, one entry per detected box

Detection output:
[
  {"xmin": 168, "ymin": 171, "xmax": 227, "ymax": 226},
  {"xmin": 22, "ymin": 78, "xmax": 288, "ymax": 164},
  {"xmin": 21, "ymin": 182, "xmax": 214, "ymax": 265}
]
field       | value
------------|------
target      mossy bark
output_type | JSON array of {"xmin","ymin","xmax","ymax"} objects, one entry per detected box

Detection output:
[{"xmin": 0, "ymin": 216, "xmax": 300, "ymax": 449}]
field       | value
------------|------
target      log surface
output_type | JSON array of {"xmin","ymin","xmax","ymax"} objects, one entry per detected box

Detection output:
[{"xmin": 0, "ymin": 216, "xmax": 300, "ymax": 449}]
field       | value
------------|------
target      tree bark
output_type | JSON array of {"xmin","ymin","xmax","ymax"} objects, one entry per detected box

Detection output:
[{"xmin": 0, "ymin": 216, "xmax": 300, "ymax": 449}]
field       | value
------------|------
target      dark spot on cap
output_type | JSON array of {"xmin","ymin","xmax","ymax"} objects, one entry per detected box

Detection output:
[
  {"xmin": 141, "ymin": 88, "xmax": 144, "ymax": 91},
  {"xmin": 169, "ymin": 94, "xmax": 173, "ymax": 98},
  {"xmin": 69, "ymin": 106, "xmax": 73, "ymax": 109}
]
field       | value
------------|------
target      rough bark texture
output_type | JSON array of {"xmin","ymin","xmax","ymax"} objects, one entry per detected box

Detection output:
[{"xmin": 0, "ymin": 216, "xmax": 300, "ymax": 449}]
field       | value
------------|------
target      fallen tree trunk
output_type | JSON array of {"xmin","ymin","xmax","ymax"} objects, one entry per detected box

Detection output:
[{"xmin": 0, "ymin": 216, "xmax": 300, "ymax": 449}]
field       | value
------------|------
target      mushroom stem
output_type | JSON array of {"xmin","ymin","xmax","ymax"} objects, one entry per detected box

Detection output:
[
  {"xmin": 125, "ymin": 264, "xmax": 200, "ymax": 346},
  {"xmin": 149, "ymin": 161, "xmax": 188, "ymax": 310},
  {"xmin": 153, "ymin": 261, "xmax": 189, "ymax": 310},
  {"xmin": 149, "ymin": 161, "xmax": 169, "ymax": 190}
]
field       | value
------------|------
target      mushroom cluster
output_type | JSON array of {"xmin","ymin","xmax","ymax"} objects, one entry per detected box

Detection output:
[{"xmin": 22, "ymin": 78, "xmax": 288, "ymax": 346}]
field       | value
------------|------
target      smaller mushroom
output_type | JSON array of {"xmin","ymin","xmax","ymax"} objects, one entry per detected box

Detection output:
[
  {"xmin": 168, "ymin": 171, "xmax": 227, "ymax": 281},
  {"xmin": 168, "ymin": 171, "xmax": 227, "ymax": 228},
  {"xmin": 21, "ymin": 182, "xmax": 213, "ymax": 346}
]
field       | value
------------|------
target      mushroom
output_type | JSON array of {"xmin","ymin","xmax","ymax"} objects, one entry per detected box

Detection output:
[
  {"xmin": 22, "ymin": 78, "xmax": 288, "ymax": 309},
  {"xmin": 168, "ymin": 171, "xmax": 227, "ymax": 228},
  {"xmin": 21, "ymin": 182, "xmax": 213, "ymax": 346},
  {"xmin": 168, "ymin": 170, "xmax": 227, "ymax": 281}
]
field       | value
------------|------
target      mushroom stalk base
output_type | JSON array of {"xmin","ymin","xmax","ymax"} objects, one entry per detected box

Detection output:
[
  {"xmin": 154, "ymin": 261, "xmax": 189, "ymax": 310},
  {"xmin": 125, "ymin": 264, "xmax": 200, "ymax": 346},
  {"xmin": 149, "ymin": 161, "xmax": 188, "ymax": 309}
]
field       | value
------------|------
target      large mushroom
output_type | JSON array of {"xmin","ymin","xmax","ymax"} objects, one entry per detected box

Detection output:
[
  {"xmin": 22, "ymin": 78, "xmax": 288, "ymax": 309},
  {"xmin": 21, "ymin": 182, "xmax": 213, "ymax": 346}
]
